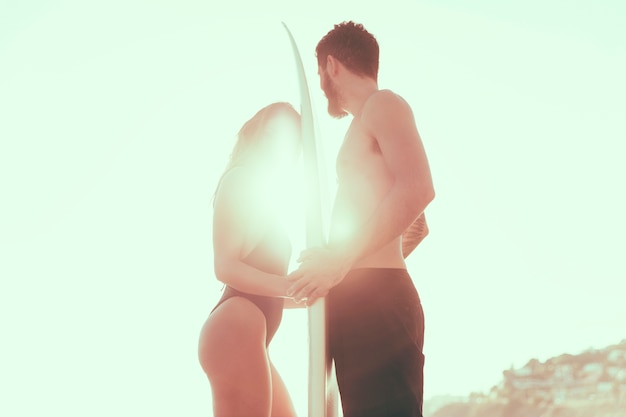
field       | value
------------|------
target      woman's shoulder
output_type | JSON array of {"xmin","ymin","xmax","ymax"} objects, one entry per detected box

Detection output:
[
  {"xmin": 215, "ymin": 167, "xmax": 258, "ymax": 208},
  {"xmin": 215, "ymin": 166, "xmax": 275, "ymax": 218},
  {"xmin": 218, "ymin": 165, "xmax": 247, "ymax": 187}
]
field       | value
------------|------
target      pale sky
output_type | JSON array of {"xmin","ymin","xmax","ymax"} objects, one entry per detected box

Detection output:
[{"xmin": 1, "ymin": 1, "xmax": 625, "ymax": 416}]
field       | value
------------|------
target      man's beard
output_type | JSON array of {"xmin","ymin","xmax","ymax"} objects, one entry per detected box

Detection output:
[{"xmin": 321, "ymin": 73, "xmax": 348, "ymax": 119}]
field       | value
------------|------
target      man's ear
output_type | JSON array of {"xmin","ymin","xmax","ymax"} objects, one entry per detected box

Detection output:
[{"xmin": 326, "ymin": 55, "xmax": 340, "ymax": 77}]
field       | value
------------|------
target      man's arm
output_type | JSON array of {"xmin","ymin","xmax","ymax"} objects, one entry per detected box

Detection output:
[
  {"xmin": 339, "ymin": 90, "xmax": 435, "ymax": 264},
  {"xmin": 402, "ymin": 213, "xmax": 429, "ymax": 258}
]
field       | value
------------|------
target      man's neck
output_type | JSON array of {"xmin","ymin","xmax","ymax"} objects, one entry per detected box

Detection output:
[{"xmin": 341, "ymin": 76, "xmax": 379, "ymax": 117}]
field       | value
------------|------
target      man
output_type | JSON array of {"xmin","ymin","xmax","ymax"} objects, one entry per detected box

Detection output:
[{"xmin": 287, "ymin": 21, "xmax": 435, "ymax": 417}]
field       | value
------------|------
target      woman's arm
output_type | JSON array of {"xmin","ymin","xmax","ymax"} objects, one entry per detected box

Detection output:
[{"xmin": 212, "ymin": 168, "xmax": 290, "ymax": 298}]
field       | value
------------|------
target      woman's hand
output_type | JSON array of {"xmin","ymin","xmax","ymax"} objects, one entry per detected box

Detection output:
[{"xmin": 286, "ymin": 246, "xmax": 351, "ymax": 306}]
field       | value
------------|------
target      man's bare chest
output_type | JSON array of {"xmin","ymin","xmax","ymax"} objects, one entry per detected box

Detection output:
[{"xmin": 336, "ymin": 123, "xmax": 387, "ymax": 183}]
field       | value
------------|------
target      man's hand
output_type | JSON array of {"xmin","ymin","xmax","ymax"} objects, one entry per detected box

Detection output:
[{"xmin": 286, "ymin": 246, "xmax": 351, "ymax": 306}]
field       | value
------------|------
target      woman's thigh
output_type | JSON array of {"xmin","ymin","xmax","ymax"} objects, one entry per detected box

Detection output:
[
  {"xmin": 270, "ymin": 363, "xmax": 297, "ymax": 417},
  {"xmin": 198, "ymin": 296, "xmax": 273, "ymax": 415},
  {"xmin": 198, "ymin": 296, "xmax": 270, "ymax": 380}
]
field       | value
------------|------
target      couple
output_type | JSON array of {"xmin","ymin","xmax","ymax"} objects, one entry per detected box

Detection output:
[{"xmin": 198, "ymin": 21, "xmax": 435, "ymax": 417}]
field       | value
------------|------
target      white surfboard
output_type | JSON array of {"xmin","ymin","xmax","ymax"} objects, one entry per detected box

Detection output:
[{"xmin": 282, "ymin": 22, "xmax": 338, "ymax": 417}]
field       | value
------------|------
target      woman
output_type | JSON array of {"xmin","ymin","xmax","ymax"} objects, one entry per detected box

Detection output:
[{"xmin": 198, "ymin": 102, "xmax": 302, "ymax": 417}]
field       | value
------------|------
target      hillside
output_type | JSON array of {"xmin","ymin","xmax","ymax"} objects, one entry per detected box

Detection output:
[
  {"xmin": 431, "ymin": 400, "xmax": 625, "ymax": 417},
  {"xmin": 427, "ymin": 339, "xmax": 626, "ymax": 417}
]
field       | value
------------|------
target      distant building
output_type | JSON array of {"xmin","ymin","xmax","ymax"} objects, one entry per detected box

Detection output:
[{"xmin": 499, "ymin": 340, "xmax": 626, "ymax": 405}]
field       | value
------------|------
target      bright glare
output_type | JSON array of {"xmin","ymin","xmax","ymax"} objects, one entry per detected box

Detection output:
[{"xmin": 1, "ymin": 2, "xmax": 624, "ymax": 417}]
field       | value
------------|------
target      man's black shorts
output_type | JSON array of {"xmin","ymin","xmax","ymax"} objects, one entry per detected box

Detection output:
[{"xmin": 328, "ymin": 268, "xmax": 425, "ymax": 417}]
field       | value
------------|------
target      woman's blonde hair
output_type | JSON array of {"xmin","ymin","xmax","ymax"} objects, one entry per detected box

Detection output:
[{"xmin": 213, "ymin": 102, "xmax": 300, "ymax": 204}]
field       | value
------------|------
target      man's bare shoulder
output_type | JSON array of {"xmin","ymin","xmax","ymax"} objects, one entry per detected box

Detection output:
[
  {"xmin": 361, "ymin": 89, "xmax": 417, "ymax": 138},
  {"xmin": 365, "ymin": 89, "xmax": 410, "ymax": 108},
  {"xmin": 362, "ymin": 89, "xmax": 414, "ymax": 123}
]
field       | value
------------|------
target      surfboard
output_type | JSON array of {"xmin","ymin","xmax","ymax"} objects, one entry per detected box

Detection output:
[{"xmin": 281, "ymin": 22, "xmax": 337, "ymax": 417}]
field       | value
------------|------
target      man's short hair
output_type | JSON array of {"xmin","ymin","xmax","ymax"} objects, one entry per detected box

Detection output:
[{"xmin": 316, "ymin": 21, "xmax": 379, "ymax": 81}]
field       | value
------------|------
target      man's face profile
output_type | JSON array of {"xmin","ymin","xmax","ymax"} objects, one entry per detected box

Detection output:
[{"xmin": 319, "ymin": 65, "xmax": 348, "ymax": 119}]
